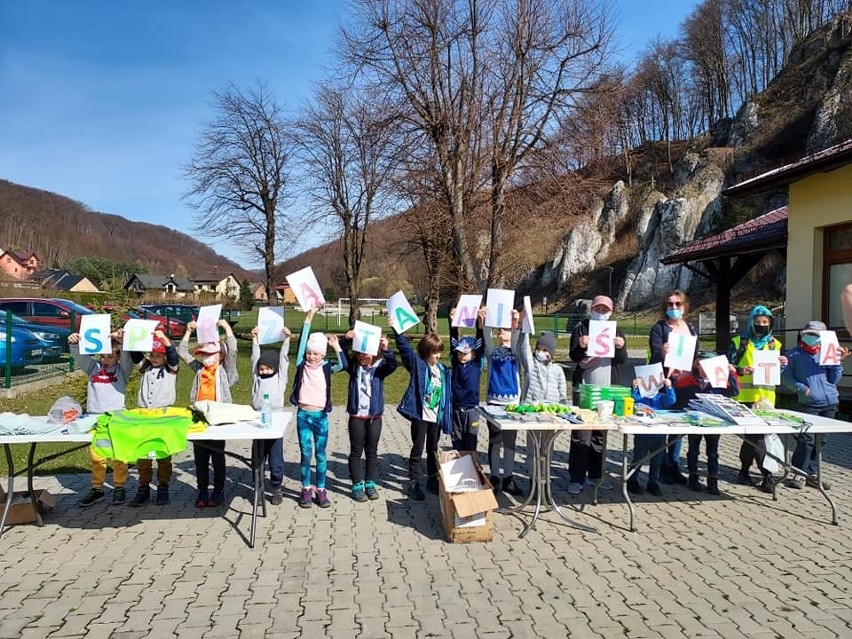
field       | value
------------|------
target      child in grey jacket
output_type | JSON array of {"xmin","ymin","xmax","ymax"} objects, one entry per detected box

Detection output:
[
  {"xmin": 250, "ymin": 324, "xmax": 291, "ymax": 505},
  {"xmin": 519, "ymin": 331, "xmax": 567, "ymax": 405},
  {"xmin": 69, "ymin": 328, "xmax": 133, "ymax": 507}
]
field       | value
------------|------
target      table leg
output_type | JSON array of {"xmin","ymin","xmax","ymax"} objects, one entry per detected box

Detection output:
[
  {"xmin": 593, "ymin": 430, "xmax": 607, "ymax": 506},
  {"xmin": 26, "ymin": 443, "xmax": 43, "ymax": 527},
  {"xmin": 622, "ymin": 434, "xmax": 636, "ymax": 532},
  {"xmin": 544, "ymin": 431, "xmax": 595, "ymax": 534},
  {"xmin": 518, "ymin": 431, "xmax": 544, "ymax": 539},
  {"xmin": 1, "ymin": 444, "xmax": 15, "ymax": 537},
  {"xmin": 249, "ymin": 440, "xmax": 262, "ymax": 549},
  {"xmin": 815, "ymin": 435, "xmax": 837, "ymax": 525}
]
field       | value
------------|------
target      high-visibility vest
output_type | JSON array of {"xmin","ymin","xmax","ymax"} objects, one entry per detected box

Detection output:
[
  {"xmin": 730, "ymin": 335, "xmax": 782, "ymax": 406},
  {"xmin": 93, "ymin": 408, "xmax": 192, "ymax": 462}
]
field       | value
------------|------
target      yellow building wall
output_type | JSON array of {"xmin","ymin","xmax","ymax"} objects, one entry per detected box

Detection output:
[{"xmin": 786, "ymin": 162, "xmax": 852, "ymax": 330}]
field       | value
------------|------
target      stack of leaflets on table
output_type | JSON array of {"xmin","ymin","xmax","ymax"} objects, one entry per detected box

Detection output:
[
  {"xmin": 753, "ymin": 409, "xmax": 806, "ymax": 428},
  {"xmin": 687, "ymin": 394, "xmax": 763, "ymax": 425},
  {"xmin": 683, "ymin": 410, "xmax": 731, "ymax": 427}
]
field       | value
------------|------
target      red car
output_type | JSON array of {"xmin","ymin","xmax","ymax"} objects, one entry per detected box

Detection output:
[
  {"xmin": 123, "ymin": 308, "xmax": 187, "ymax": 339},
  {"xmin": 0, "ymin": 297, "xmax": 93, "ymax": 331}
]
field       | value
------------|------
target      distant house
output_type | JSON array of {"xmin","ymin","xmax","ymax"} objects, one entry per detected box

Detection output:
[
  {"xmin": 125, "ymin": 273, "xmax": 195, "ymax": 298},
  {"xmin": 193, "ymin": 272, "xmax": 240, "ymax": 301},
  {"xmin": 250, "ymin": 282, "xmax": 268, "ymax": 303},
  {"xmin": 32, "ymin": 269, "xmax": 100, "ymax": 293},
  {"xmin": 0, "ymin": 250, "xmax": 40, "ymax": 280},
  {"xmin": 275, "ymin": 283, "xmax": 298, "ymax": 305}
]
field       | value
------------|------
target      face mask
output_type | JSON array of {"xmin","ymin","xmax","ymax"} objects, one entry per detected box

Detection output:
[
  {"xmin": 666, "ymin": 309, "xmax": 683, "ymax": 320},
  {"xmin": 258, "ymin": 371, "xmax": 276, "ymax": 379},
  {"xmin": 534, "ymin": 350, "xmax": 550, "ymax": 363},
  {"xmin": 591, "ymin": 311, "xmax": 611, "ymax": 321},
  {"xmin": 202, "ymin": 355, "xmax": 217, "ymax": 367},
  {"xmin": 802, "ymin": 334, "xmax": 821, "ymax": 347},
  {"xmin": 753, "ymin": 325, "xmax": 770, "ymax": 336}
]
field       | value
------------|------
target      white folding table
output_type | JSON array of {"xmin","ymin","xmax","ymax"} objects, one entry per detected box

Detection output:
[
  {"xmin": 0, "ymin": 411, "xmax": 291, "ymax": 548},
  {"xmin": 617, "ymin": 409, "xmax": 850, "ymax": 531}
]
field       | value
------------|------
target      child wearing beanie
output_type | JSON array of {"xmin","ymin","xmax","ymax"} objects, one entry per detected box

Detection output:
[
  {"xmin": 251, "ymin": 324, "xmax": 292, "ymax": 505},
  {"xmin": 289, "ymin": 307, "xmax": 346, "ymax": 508}
]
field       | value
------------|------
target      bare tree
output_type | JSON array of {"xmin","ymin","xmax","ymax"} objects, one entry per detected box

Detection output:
[
  {"xmin": 294, "ymin": 84, "xmax": 400, "ymax": 327},
  {"xmin": 183, "ymin": 81, "xmax": 289, "ymax": 302}
]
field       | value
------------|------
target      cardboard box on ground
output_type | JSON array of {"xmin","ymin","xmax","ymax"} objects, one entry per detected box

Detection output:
[
  {"xmin": 438, "ymin": 450, "xmax": 499, "ymax": 543},
  {"xmin": 0, "ymin": 484, "xmax": 55, "ymax": 526}
]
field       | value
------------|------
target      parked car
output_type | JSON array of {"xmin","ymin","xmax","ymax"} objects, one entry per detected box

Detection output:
[
  {"xmin": 0, "ymin": 297, "xmax": 93, "ymax": 331},
  {"xmin": 0, "ymin": 324, "xmax": 45, "ymax": 369},
  {"xmin": 123, "ymin": 308, "xmax": 187, "ymax": 339},
  {"xmin": 138, "ymin": 304, "xmax": 238, "ymax": 327},
  {"xmin": 0, "ymin": 310, "xmax": 70, "ymax": 360}
]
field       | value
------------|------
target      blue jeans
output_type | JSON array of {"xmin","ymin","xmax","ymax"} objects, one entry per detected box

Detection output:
[
  {"xmin": 631, "ymin": 434, "xmax": 665, "ymax": 485},
  {"xmin": 297, "ymin": 409, "xmax": 330, "ymax": 489},
  {"xmin": 663, "ymin": 435, "xmax": 683, "ymax": 472},
  {"xmin": 791, "ymin": 405, "xmax": 837, "ymax": 476},
  {"xmin": 687, "ymin": 434, "xmax": 719, "ymax": 477}
]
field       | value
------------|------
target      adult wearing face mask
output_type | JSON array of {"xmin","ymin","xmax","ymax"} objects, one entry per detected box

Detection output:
[
  {"xmin": 728, "ymin": 305, "xmax": 788, "ymax": 493},
  {"xmin": 648, "ymin": 289, "xmax": 698, "ymax": 485},
  {"xmin": 567, "ymin": 295, "xmax": 627, "ymax": 495}
]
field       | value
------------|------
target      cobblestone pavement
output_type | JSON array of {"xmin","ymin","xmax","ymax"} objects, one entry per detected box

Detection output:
[{"xmin": 1, "ymin": 411, "xmax": 852, "ymax": 639}]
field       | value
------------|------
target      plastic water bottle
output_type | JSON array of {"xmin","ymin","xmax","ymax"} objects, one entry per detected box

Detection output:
[{"xmin": 260, "ymin": 393, "xmax": 272, "ymax": 429}]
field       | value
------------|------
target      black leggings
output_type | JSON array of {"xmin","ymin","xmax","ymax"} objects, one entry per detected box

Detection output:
[
  {"xmin": 409, "ymin": 419, "xmax": 441, "ymax": 481},
  {"xmin": 348, "ymin": 416, "xmax": 383, "ymax": 484},
  {"xmin": 193, "ymin": 440, "xmax": 226, "ymax": 491}
]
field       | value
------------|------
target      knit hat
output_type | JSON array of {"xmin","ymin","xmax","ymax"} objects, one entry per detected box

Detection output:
[
  {"xmin": 194, "ymin": 342, "xmax": 220, "ymax": 355},
  {"xmin": 801, "ymin": 320, "xmax": 827, "ymax": 334},
  {"xmin": 151, "ymin": 338, "xmax": 166, "ymax": 354},
  {"xmin": 257, "ymin": 350, "xmax": 279, "ymax": 375},
  {"xmin": 535, "ymin": 332, "xmax": 557, "ymax": 358},
  {"xmin": 307, "ymin": 332, "xmax": 328, "ymax": 355},
  {"xmin": 591, "ymin": 295, "xmax": 613, "ymax": 311},
  {"xmin": 455, "ymin": 336, "xmax": 476, "ymax": 354}
]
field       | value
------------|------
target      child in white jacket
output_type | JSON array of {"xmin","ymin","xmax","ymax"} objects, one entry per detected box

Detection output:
[{"xmin": 520, "ymin": 331, "xmax": 568, "ymax": 404}]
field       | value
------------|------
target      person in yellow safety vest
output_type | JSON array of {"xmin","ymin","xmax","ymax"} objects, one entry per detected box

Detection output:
[{"xmin": 728, "ymin": 305, "xmax": 788, "ymax": 493}]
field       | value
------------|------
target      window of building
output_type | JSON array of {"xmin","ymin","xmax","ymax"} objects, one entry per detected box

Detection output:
[{"xmin": 824, "ymin": 222, "xmax": 852, "ymax": 333}]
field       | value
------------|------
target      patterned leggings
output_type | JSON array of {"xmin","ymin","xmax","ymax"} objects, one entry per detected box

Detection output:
[{"xmin": 297, "ymin": 409, "xmax": 330, "ymax": 489}]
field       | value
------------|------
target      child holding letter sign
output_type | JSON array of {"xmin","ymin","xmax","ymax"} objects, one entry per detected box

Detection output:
[
  {"xmin": 179, "ymin": 319, "xmax": 239, "ymax": 508},
  {"xmin": 69, "ymin": 328, "xmax": 134, "ymax": 507},
  {"xmin": 340, "ymin": 327, "xmax": 398, "ymax": 502},
  {"xmin": 782, "ymin": 321, "xmax": 850, "ymax": 490},
  {"xmin": 448, "ymin": 307, "xmax": 486, "ymax": 453}
]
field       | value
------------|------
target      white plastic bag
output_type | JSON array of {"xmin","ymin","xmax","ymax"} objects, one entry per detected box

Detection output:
[
  {"xmin": 762, "ymin": 433, "xmax": 784, "ymax": 474},
  {"xmin": 47, "ymin": 396, "xmax": 83, "ymax": 424}
]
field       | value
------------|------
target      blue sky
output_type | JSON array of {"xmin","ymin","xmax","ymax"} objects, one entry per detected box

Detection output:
[{"xmin": 0, "ymin": 1, "xmax": 698, "ymax": 269}]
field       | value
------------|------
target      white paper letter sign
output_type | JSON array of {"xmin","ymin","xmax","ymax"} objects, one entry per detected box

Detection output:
[
  {"xmin": 452, "ymin": 295, "xmax": 482, "ymax": 328},
  {"xmin": 664, "ymin": 334, "xmax": 697, "ymax": 372},
  {"xmin": 196, "ymin": 304, "xmax": 222, "ymax": 344},
  {"xmin": 522, "ymin": 296, "xmax": 536, "ymax": 335},
  {"xmin": 386, "ymin": 291, "xmax": 420, "ymax": 334},
  {"xmin": 752, "ymin": 350, "xmax": 781, "ymax": 386},
  {"xmin": 122, "ymin": 319, "xmax": 160, "ymax": 352},
  {"xmin": 587, "ymin": 320, "xmax": 616, "ymax": 358},
  {"xmin": 819, "ymin": 331, "xmax": 841, "ymax": 366},
  {"xmin": 285, "ymin": 266, "xmax": 326, "ymax": 312},
  {"xmin": 79, "ymin": 314, "xmax": 112, "ymax": 354},
  {"xmin": 634, "ymin": 363, "xmax": 665, "ymax": 398},
  {"xmin": 698, "ymin": 354, "xmax": 731, "ymax": 389},
  {"xmin": 353, "ymin": 320, "xmax": 382, "ymax": 356},
  {"xmin": 485, "ymin": 289, "xmax": 515, "ymax": 328},
  {"xmin": 257, "ymin": 307, "xmax": 285, "ymax": 345}
]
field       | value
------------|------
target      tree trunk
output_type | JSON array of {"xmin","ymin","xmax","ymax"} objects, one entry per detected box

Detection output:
[
  {"xmin": 265, "ymin": 204, "xmax": 277, "ymax": 306},
  {"xmin": 487, "ymin": 163, "xmax": 507, "ymax": 289},
  {"xmin": 343, "ymin": 224, "xmax": 362, "ymax": 328}
]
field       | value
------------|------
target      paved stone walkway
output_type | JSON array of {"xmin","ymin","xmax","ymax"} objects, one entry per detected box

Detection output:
[{"xmin": 1, "ymin": 412, "xmax": 852, "ymax": 638}]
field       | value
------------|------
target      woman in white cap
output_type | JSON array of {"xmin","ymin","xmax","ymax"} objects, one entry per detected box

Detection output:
[{"xmin": 567, "ymin": 294, "xmax": 627, "ymax": 495}]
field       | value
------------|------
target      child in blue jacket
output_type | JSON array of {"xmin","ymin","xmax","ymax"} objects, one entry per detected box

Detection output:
[
  {"xmin": 449, "ymin": 307, "xmax": 486, "ymax": 452},
  {"xmin": 628, "ymin": 378, "xmax": 676, "ymax": 496},
  {"xmin": 782, "ymin": 320, "xmax": 850, "ymax": 490},
  {"xmin": 393, "ymin": 317, "xmax": 452, "ymax": 501},
  {"xmin": 341, "ymin": 330, "xmax": 398, "ymax": 502}
]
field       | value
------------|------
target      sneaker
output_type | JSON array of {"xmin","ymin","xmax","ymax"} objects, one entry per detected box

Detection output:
[
  {"xmin": 737, "ymin": 469, "xmax": 755, "ymax": 486},
  {"xmin": 758, "ymin": 476, "xmax": 775, "ymax": 494},
  {"xmin": 626, "ymin": 481, "xmax": 644, "ymax": 495},
  {"xmin": 707, "ymin": 478, "xmax": 720, "ymax": 496},
  {"xmin": 426, "ymin": 475, "xmax": 439, "ymax": 495},
  {"xmin": 502, "ymin": 476, "xmax": 524, "ymax": 497},
  {"xmin": 688, "ymin": 474, "xmax": 702, "ymax": 492},
  {"xmin": 806, "ymin": 475, "xmax": 830, "ymax": 490},
  {"xmin": 365, "ymin": 482, "xmax": 379, "ymax": 500},
  {"xmin": 407, "ymin": 481, "xmax": 425, "ymax": 501},
  {"xmin": 299, "ymin": 487, "xmax": 314, "ymax": 508},
  {"xmin": 270, "ymin": 486, "xmax": 283, "ymax": 505},
  {"xmin": 78, "ymin": 488, "xmax": 105, "ymax": 508},
  {"xmin": 207, "ymin": 489, "xmax": 224, "ymax": 507},
  {"xmin": 112, "ymin": 487, "xmax": 126, "ymax": 505},
  {"xmin": 586, "ymin": 477, "xmax": 613, "ymax": 490},
  {"xmin": 129, "ymin": 487, "xmax": 151, "ymax": 507},
  {"xmin": 155, "ymin": 484, "xmax": 170, "ymax": 506},
  {"xmin": 566, "ymin": 482, "xmax": 583, "ymax": 495},
  {"xmin": 352, "ymin": 482, "xmax": 368, "ymax": 503},
  {"xmin": 785, "ymin": 475, "xmax": 805, "ymax": 490},
  {"xmin": 647, "ymin": 483, "xmax": 663, "ymax": 497},
  {"xmin": 195, "ymin": 490, "xmax": 208, "ymax": 508},
  {"xmin": 489, "ymin": 476, "xmax": 502, "ymax": 492},
  {"xmin": 314, "ymin": 489, "xmax": 331, "ymax": 508}
]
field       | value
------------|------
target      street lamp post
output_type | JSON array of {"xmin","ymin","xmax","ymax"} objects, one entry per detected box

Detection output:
[
  {"xmin": 543, "ymin": 296, "xmax": 548, "ymax": 316},
  {"xmin": 606, "ymin": 267, "xmax": 613, "ymax": 297}
]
